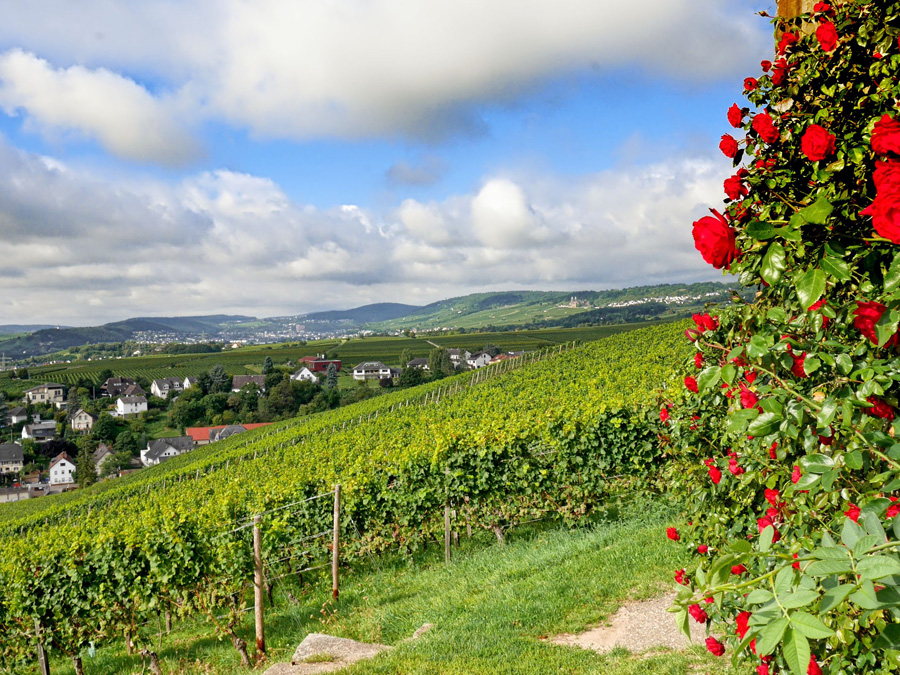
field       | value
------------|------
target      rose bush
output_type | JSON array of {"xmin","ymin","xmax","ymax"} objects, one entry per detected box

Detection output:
[{"xmin": 662, "ymin": 2, "xmax": 900, "ymax": 673}]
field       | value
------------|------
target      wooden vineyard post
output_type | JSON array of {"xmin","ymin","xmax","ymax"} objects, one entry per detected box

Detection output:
[
  {"xmin": 253, "ymin": 516, "xmax": 266, "ymax": 660},
  {"xmin": 35, "ymin": 619, "xmax": 50, "ymax": 675},
  {"xmin": 444, "ymin": 504, "xmax": 451, "ymax": 564},
  {"xmin": 332, "ymin": 485, "xmax": 341, "ymax": 599}
]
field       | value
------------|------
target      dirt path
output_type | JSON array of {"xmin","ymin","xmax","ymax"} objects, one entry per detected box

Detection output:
[{"xmin": 550, "ymin": 592, "xmax": 705, "ymax": 654}]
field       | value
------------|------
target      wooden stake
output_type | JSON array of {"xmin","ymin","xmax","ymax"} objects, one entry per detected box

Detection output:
[
  {"xmin": 253, "ymin": 516, "xmax": 266, "ymax": 659},
  {"xmin": 35, "ymin": 619, "xmax": 50, "ymax": 675},
  {"xmin": 332, "ymin": 485, "xmax": 341, "ymax": 600},
  {"xmin": 444, "ymin": 504, "xmax": 452, "ymax": 564}
]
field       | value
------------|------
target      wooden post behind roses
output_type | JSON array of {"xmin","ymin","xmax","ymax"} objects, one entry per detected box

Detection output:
[{"xmin": 777, "ymin": 0, "xmax": 814, "ymax": 19}]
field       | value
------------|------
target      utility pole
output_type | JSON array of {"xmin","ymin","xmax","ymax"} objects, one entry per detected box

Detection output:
[{"xmin": 777, "ymin": 0, "xmax": 814, "ymax": 18}]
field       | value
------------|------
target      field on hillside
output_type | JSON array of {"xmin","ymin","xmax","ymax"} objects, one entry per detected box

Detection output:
[{"xmin": 0, "ymin": 322, "xmax": 692, "ymax": 671}]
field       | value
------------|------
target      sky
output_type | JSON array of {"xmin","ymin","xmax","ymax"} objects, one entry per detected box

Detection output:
[{"xmin": 0, "ymin": 0, "xmax": 777, "ymax": 326}]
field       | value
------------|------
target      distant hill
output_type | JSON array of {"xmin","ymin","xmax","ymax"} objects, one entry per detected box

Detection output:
[
  {"xmin": 0, "ymin": 324, "xmax": 61, "ymax": 335},
  {"xmin": 302, "ymin": 303, "xmax": 422, "ymax": 324},
  {"xmin": 2, "ymin": 315, "xmax": 254, "ymax": 359}
]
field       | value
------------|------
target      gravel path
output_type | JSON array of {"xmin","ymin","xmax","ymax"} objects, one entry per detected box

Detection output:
[{"xmin": 550, "ymin": 592, "xmax": 705, "ymax": 654}]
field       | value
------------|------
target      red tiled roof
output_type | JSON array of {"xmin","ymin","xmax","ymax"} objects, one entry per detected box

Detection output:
[{"xmin": 185, "ymin": 422, "xmax": 271, "ymax": 443}]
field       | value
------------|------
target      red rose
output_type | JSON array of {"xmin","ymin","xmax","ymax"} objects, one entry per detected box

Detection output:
[
  {"xmin": 808, "ymin": 656, "xmax": 823, "ymax": 675},
  {"xmin": 816, "ymin": 22, "xmax": 838, "ymax": 52},
  {"xmin": 752, "ymin": 112, "xmax": 779, "ymax": 144},
  {"xmin": 764, "ymin": 489, "xmax": 781, "ymax": 507},
  {"xmin": 719, "ymin": 134, "xmax": 739, "ymax": 159},
  {"xmin": 862, "ymin": 192, "xmax": 900, "ymax": 243},
  {"xmin": 845, "ymin": 504, "xmax": 860, "ymax": 522},
  {"xmin": 757, "ymin": 666, "xmax": 769, "ymax": 675},
  {"xmin": 814, "ymin": 2, "xmax": 834, "ymax": 16},
  {"xmin": 694, "ymin": 352, "xmax": 704, "ymax": 369},
  {"xmin": 873, "ymin": 115, "xmax": 900, "ymax": 155},
  {"xmin": 761, "ymin": 60, "xmax": 772, "ymax": 72},
  {"xmin": 692, "ymin": 313, "xmax": 718, "ymax": 331},
  {"xmin": 888, "ymin": 497, "xmax": 900, "ymax": 518},
  {"xmin": 728, "ymin": 458, "xmax": 745, "ymax": 476},
  {"xmin": 793, "ymin": 552, "xmax": 800, "ymax": 570},
  {"xmin": 757, "ymin": 516, "xmax": 781, "ymax": 542},
  {"xmin": 790, "ymin": 351, "xmax": 807, "ymax": 378},
  {"xmin": 853, "ymin": 301, "xmax": 899, "ymax": 346},
  {"xmin": 692, "ymin": 210, "xmax": 736, "ymax": 269},
  {"xmin": 744, "ymin": 77, "xmax": 758, "ymax": 91},
  {"xmin": 684, "ymin": 376, "xmax": 698, "ymax": 393},
  {"xmin": 731, "ymin": 564, "xmax": 747, "ymax": 575},
  {"xmin": 689, "ymin": 604, "xmax": 708, "ymax": 623},
  {"xmin": 735, "ymin": 611, "xmax": 751, "ymax": 639},
  {"xmin": 666, "ymin": 527, "xmax": 680, "ymax": 541},
  {"xmin": 660, "ymin": 407, "xmax": 669, "ymax": 423},
  {"xmin": 866, "ymin": 396, "xmax": 895, "ymax": 420},
  {"xmin": 874, "ymin": 161, "xmax": 900, "ymax": 194},
  {"xmin": 739, "ymin": 384, "xmax": 759, "ymax": 410},
  {"xmin": 792, "ymin": 465, "xmax": 802, "ymax": 483},
  {"xmin": 772, "ymin": 59, "xmax": 790, "ymax": 85},
  {"xmin": 724, "ymin": 174, "xmax": 748, "ymax": 201},
  {"xmin": 777, "ymin": 31, "xmax": 799, "ymax": 54},
  {"xmin": 769, "ymin": 441, "xmax": 778, "ymax": 460},
  {"xmin": 674, "ymin": 568, "xmax": 688, "ymax": 585},
  {"xmin": 697, "ymin": 544, "xmax": 708, "ymax": 554},
  {"xmin": 755, "ymin": 157, "xmax": 776, "ymax": 171},
  {"xmin": 709, "ymin": 466, "xmax": 722, "ymax": 485},
  {"xmin": 801, "ymin": 124, "xmax": 836, "ymax": 161},
  {"xmin": 728, "ymin": 104, "xmax": 743, "ymax": 128},
  {"xmin": 705, "ymin": 637, "xmax": 725, "ymax": 657}
]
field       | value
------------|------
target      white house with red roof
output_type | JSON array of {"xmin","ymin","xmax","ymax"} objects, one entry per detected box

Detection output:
[{"xmin": 49, "ymin": 452, "xmax": 76, "ymax": 486}]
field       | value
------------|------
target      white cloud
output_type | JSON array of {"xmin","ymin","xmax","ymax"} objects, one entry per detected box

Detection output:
[
  {"xmin": 0, "ymin": 0, "xmax": 770, "ymax": 154},
  {"xmin": 0, "ymin": 135, "xmax": 729, "ymax": 325},
  {"xmin": 0, "ymin": 49, "xmax": 199, "ymax": 164}
]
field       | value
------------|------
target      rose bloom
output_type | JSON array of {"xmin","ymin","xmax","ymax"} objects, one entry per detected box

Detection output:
[
  {"xmin": 731, "ymin": 564, "xmax": 747, "ymax": 575},
  {"xmin": 757, "ymin": 666, "xmax": 769, "ymax": 675},
  {"xmin": 808, "ymin": 298, "xmax": 830, "ymax": 328},
  {"xmin": 674, "ymin": 568, "xmax": 688, "ymax": 585},
  {"xmin": 816, "ymin": 21, "xmax": 838, "ymax": 52},
  {"xmin": 769, "ymin": 441, "xmax": 778, "ymax": 460},
  {"xmin": 752, "ymin": 112, "xmax": 779, "ymax": 144},
  {"xmin": 692, "ymin": 313, "xmax": 718, "ymax": 332},
  {"xmin": 659, "ymin": 407, "xmax": 669, "ymax": 423},
  {"xmin": 801, "ymin": 124, "xmax": 836, "ymax": 161},
  {"xmin": 761, "ymin": 60, "xmax": 772, "ymax": 72},
  {"xmin": 745, "ymin": 371, "xmax": 757, "ymax": 385},
  {"xmin": 744, "ymin": 77, "xmax": 758, "ymax": 91},
  {"xmin": 705, "ymin": 637, "xmax": 725, "ymax": 657},
  {"xmin": 764, "ymin": 489, "xmax": 781, "ymax": 507},
  {"xmin": 808, "ymin": 656, "xmax": 823, "ymax": 675},
  {"xmin": 793, "ymin": 553, "xmax": 801, "ymax": 570},
  {"xmin": 845, "ymin": 504, "xmax": 861, "ymax": 522},
  {"xmin": 692, "ymin": 210, "xmax": 737, "ymax": 269},
  {"xmin": 728, "ymin": 103, "xmax": 743, "ymax": 128},
  {"xmin": 872, "ymin": 114, "xmax": 900, "ymax": 155},
  {"xmin": 874, "ymin": 161, "xmax": 900, "ymax": 193},
  {"xmin": 719, "ymin": 134, "xmax": 739, "ymax": 158},
  {"xmin": 724, "ymin": 175, "xmax": 748, "ymax": 201},
  {"xmin": 862, "ymin": 192, "xmax": 900, "ymax": 244},
  {"xmin": 684, "ymin": 376, "xmax": 698, "ymax": 393},
  {"xmin": 853, "ymin": 301, "xmax": 899, "ymax": 346},
  {"xmin": 666, "ymin": 527, "xmax": 680, "ymax": 541},
  {"xmin": 728, "ymin": 458, "xmax": 745, "ymax": 476},
  {"xmin": 757, "ymin": 516, "xmax": 781, "ymax": 542},
  {"xmin": 792, "ymin": 465, "xmax": 802, "ymax": 483},
  {"xmin": 755, "ymin": 157, "xmax": 777, "ymax": 171},
  {"xmin": 697, "ymin": 544, "xmax": 709, "ymax": 554},
  {"xmin": 791, "ymin": 351, "xmax": 807, "ymax": 378},
  {"xmin": 708, "ymin": 465, "xmax": 722, "ymax": 485},
  {"xmin": 866, "ymin": 396, "xmax": 896, "ymax": 420},
  {"xmin": 888, "ymin": 497, "xmax": 900, "ymax": 518},
  {"xmin": 689, "ymin": 604, "xmax": 708, "ymax": 624},
  {"xmin": 772, "ymin": 59, "xmax": 790, "ymax": 85},
  {"xmin": 694, "ymin": 352, "xmax": 704, "ymax": 369},
  {"xmin": 735, "ymin": 611, "xmax": 751, "ymax": 639},
  {"xmin": 739, "ymin": 384, "xmax": 759, "ymax": 410},
  {"xmin": 777, "ymin": 31, "xmax": 799, "ymax": 54}
]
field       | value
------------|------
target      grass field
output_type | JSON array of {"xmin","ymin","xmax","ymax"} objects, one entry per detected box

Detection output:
[{"xmin": 42, "ymin": 498, "xmax": 729, "ymax": 675}]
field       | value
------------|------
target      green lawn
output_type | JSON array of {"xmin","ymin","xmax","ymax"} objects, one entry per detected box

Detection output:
[{"xmin": 44, "ymin": 499, "xmax": 732, "ymax": 675}]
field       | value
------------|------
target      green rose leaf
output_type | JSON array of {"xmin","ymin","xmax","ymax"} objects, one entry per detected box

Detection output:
[
  {"xmin": 780, "ymin": 589, "xmax": 819, "ymax": 609},
  {"xmin": 875, "ymin": 308, "xmax": 900, "ymax": 348},
  {"xmin": 794, "ymin": 268, "xmax": 826, "ymax": 311},
  {"xmin": 761, "ymin": 242, "xmax": 787, "ymax": 286},
  {"xmin": 799, "ymin": 454, "xmax": 834, "ymax": 474},
  {"xmin": 748, "ymin": 413, "xmax": 782, "ymax": 437},
  {"xmin": 818, "ymin": 584, "xmax": 854, "ymax": 612},
  {"xmin": 781, "ymin": 628, "xmax": 811, "ymax": 675},
  {"xmin": 886, "ymin": 250, "xmax": 900, "ymax": 293},
  {"xmin": 857, "ymin": 555, "xmax": 900, "ymax": 581},
  {"xmin": 755, "ymin": 617, "xmax": 789, "ymax": 656},
  {"xmin": 798, "ymin": 195, "xmax": 834, "ymax": 225},
  {"xmin": 821, "ymin": 256, "xmax": 851, "ymax": 282}
]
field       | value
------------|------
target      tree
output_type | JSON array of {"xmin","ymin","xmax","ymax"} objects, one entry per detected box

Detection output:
[
  {"xmin": 91, "ymin": 413, "xmax": 118, "ymax": 443},
  {"xmin": 428, "ymin": 348, "xmax": 445, "ymax": 374},
  {"xmin": 326, "ymin": 363, "xmax": 338, "ymax": 390},
  {"xmin": 112, "ymin": 431, "xmax": 138, "ymax": 455},
  {"xmin": 440, "ymin": 351, "xmax": 454, "ymax": 376},
  {"xmin": 266, "ymin": 379, "xmax": 296, "ymax": 418},
  {"xmin": 208, "ymin": 365, "xmax": 229, "ymax": 393},
  {"xmin": 0, "ymin": 393, "xmax": 7, "ymax": 428},
  {"xmin": 262, "ymin": 356, "xmax": 274, "ymax": 375},
  {"xmin": 16, "ymin": 367, "xmax": 28, "ymax": 380},
  {"xmin": 482, "ymin": 343, "xmax": 501, "ymax": 357},
  {"xmin": 397, "ymin": 367, "xmax": 424, "ymax": 388},
  {"xmin": 399, "ymin": 348, "xmax": 413, "ymax": 367},
  {"xmin": 74, "ymin": 442, "xmax": 97, "ymax": 488},
  {"xmin": 100, "ymin": 451, "xmax": 133, "ymax": 477},
  {"xmin": 264, "ymin": 371, "xmax": 284, "ymax": 392},
  {"xmin": 97, "ymin": 368, "xmax": 114, "ymax": 383}
]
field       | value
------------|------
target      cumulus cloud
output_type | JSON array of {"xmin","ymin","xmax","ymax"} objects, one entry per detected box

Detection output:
[
  {"xmin": 0, "ymin": 0, "xmax": 770, "ymax": 152},
  {"xmin": 0, "ymin": 133, "xmax": 729, "ymax": 325},
  {"xmin": 386, "ymin": 155, "xmax": 448, "ymax": 187},
  {"xmin": 0, "ymin": 49, "xmax": 199, "ymax": 164}
]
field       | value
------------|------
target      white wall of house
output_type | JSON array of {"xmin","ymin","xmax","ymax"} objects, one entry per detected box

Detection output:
[
  {"xmin": 291, "ymin": 367, "xmax": 318, "ymax": 383},
  {"xmin": 116, "ymin": 398, "xmax": 148, "ymax": 416},
  {"xmin": 49, "ymin": 458, "xmax": 76, "ymax": 485}
]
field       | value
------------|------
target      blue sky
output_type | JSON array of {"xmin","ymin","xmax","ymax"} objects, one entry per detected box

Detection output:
[{"xmin": 0, "ymin": 0, "xmax": 776, "ymax": 325}]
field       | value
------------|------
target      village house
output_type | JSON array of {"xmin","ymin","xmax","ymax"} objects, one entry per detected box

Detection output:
[
  {"xmin": 185, "ymin": 422, "xmax": 271, "ymax": 446},
  {"xmin": 0, "ymin": 444, "xmax": 24, "ymax": 475},
  {"xmin": 466, "ymin": 351, "xmax": 492, "ymax": 369},
  {"xmin": 447, "ymin": 349, "xmax": 471, "ymax": 367},
  {"xmin": 69, "ymin": 408, "xmax": 97, "ymax": 433},
  {"xmin": 183, "ymin": 376, "xmax": 198, "ymax": 390},
  {"xmin": 298, "ymin": 355, "xmax": 342, "ymax": 372},
  {"xmin": 24, "ymin": 382, "xmax": 65, "ymax": 406},
  {"xmin": 352, "ymin": 361, "xmax": 395, "ymax": 381},
  {"xmin": 406, "ymin": 358, "xmax": 430, "ymax": 370},
  {"xmin": 93, "ymin": 444, "xmax": 115, "ymax": 473},
  {"xmin": 231, "ymin": 375, "xmax": 267, "ymax": 392},
  {"xmin": 116, "ymin": 395, "xmax": 148, "ymax": 417},
  {"xmin": 22, "ymin": 421, "xmax": 57, "ymax": 442},
  {"xmin": 101, "ymin": 377, "xmax": 137, "ymax": 397},
  {"xmin": 49, "ymin": 452, "xmax": 76, "ymax": 486},
  {"xmin": 290, "ymin": 367, "xmax": 318, "ymax": 383},
  {"xmin": 141, "ymin": 437, "xmax": 194, "ymax": 466},
  {"xmin": 7, "ymin": 406, "xmax": 27, "ymax": 425},
  {"xmin": 150, "ymin": 378, "xmax": 183, "ymax": 399}
]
